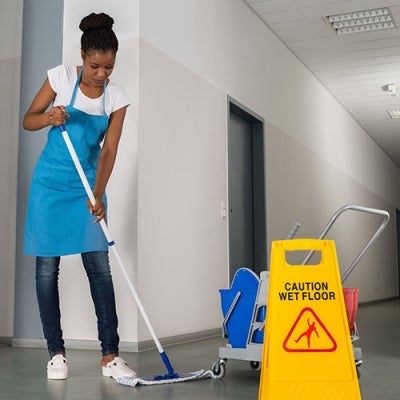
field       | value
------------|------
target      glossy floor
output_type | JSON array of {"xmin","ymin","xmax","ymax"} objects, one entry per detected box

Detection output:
[{"xmin": 1, "ymin": 299, "xmax": 399, "ymax": 399}]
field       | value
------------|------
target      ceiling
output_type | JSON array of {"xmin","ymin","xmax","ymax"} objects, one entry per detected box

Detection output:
[{"xmin": 244, "ymin": 0, "xmax": 400, "ymax": 167}]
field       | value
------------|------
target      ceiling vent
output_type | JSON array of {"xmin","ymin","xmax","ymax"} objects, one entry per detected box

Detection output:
[{"xmin": 326, "ymin": 7, "xmax": 395, "ymax": 35}]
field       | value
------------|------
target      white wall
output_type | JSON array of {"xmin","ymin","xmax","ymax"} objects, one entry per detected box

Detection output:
[
  {"xmin": 22, "ymin": 0, "xmax": 399, "ymax": 348},
  {"xmin": 137, "ymin": 0, "xmax": 400, "ymax": 314},
  {"xmin": 136, "ymin": 40, "xmax": 228, "ymax": 340},
  {"xmin": 0, "ymin": 0, "xmax": 22, "ymax": 338},
  {"xmin": 140, "ymin": 0, "xmax": 400, "ymax": 206}
]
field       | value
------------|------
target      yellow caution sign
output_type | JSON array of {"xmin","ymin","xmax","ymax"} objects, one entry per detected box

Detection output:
[{"xmin": 259, "ymin": 239, "xmax": 361, "ymax": 400}]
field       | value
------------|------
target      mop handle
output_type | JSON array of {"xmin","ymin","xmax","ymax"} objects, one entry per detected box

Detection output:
[{"xmin": 58, "ymin": 125, "xmax": 165, "ymax": 356}]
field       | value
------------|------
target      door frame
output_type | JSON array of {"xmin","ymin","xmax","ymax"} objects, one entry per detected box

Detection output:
[
  {"xmin": 396, "ymin": 209, "xmax": 400, "ymax": 297},
  {"xmin": 227, "ymin": 96, "xmax": 267, "ymax": 279}
]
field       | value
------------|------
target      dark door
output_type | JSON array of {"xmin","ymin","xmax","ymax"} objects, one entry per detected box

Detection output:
[{"xmin": 228, "ymin": 102, "xmax": 266, "ymax": 281}]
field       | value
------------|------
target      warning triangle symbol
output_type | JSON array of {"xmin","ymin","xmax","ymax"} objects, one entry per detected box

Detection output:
[{"xmin": 283, "ymin": 307, "xmax": 337, "ymax": 352}]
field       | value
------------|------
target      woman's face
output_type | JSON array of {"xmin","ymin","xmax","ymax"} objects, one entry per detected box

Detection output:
[{"xmin": 81, "ymin": 50, "xmax": 116, "ymax": 87}]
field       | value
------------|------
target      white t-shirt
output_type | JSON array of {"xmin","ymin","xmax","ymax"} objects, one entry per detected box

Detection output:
[{"xmin": 47, "ymin": 65, "xmax": 130, "ymax": 117}]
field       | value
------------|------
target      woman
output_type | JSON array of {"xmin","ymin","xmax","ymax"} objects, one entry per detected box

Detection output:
[{"xmin": 23, "ymin": 12, "xmax": 135, "ymax": 380}]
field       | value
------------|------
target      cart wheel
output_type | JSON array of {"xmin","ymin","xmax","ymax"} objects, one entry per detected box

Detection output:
[
  {"xmin": 249, "ymin": 361, "xmax": 261, "ymax": 371},
  {"xmin": 212, "ymin": 359, "xmax": 226, "ymax": 379},
  {"xmin": 355, "ymin": 360, "xmax": 362, "ymax": 379}
]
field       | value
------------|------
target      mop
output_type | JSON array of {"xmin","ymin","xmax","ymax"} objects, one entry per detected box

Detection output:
[{"xmin": 59, "ymin": 125, "xmax": 215, "ymax": 386}]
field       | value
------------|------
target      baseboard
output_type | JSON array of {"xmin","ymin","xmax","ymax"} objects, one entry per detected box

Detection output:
[
  {"xmin": 10, "ymin": 328, "xmax": 221, "ymax": 353},
  {"xmin": 12, "ymin": 338, "xmax": 46, "ymax": 349},
  {"xmin": 136, "ymin": 328, "xmax": 221, "ymax": 352},
  {"xmin": 0, "ymin": 337, "xmax": 12, "ymax": 346}
]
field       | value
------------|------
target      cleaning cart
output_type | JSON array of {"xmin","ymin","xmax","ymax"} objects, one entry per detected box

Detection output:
[{"xmin": 212, "ymin": 204, "xmax": 390, "ymax": 378}]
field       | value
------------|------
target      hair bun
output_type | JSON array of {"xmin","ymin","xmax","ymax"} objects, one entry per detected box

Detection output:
[{"xmin": 79, "ymin": 13, "xmax": 114, "ymax": 32}]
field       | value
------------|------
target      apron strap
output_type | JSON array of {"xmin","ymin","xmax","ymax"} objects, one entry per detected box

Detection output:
[
  {"xmin": 69, "ymin": 68, "xmax": 83, "ymax": 107},
  {"xmin": 102, "ymin": 80, "xmax": 106, "ymax": 115}
]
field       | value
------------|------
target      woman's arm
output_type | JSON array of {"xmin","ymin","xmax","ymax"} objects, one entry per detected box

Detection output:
[
  {"xmin": 89, "ymin": 105, "xmax": 128, "ymax": 222},
  {"xmin": 23, "ymin": 78, "xmax": 68, "ymax": 131}
]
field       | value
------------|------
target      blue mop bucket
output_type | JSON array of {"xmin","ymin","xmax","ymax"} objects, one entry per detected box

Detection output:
[{"xmin": 219, "ymin": 268, "xmax": 259, "ymax": 348}]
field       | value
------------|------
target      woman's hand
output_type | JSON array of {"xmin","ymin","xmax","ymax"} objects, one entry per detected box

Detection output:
[
  {"xmin": 87, "ymin": 197, "xmax": 106, "ymax": 223},
  {"xmin": 23, "ymin": 78, "xmax": 65, "ymax": 131},
  {"xmin": 48, "ymin": 106, "xmax": 69, "ymax": 126}
]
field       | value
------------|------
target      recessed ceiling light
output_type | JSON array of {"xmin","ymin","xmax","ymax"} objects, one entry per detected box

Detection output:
[
  {"xmin": 387, "ymin": 109, "xmax": 400, "ymax": 119},
  {"xmin": 326, "ymin": 7, "xmax": 395, "ymax": 35}
]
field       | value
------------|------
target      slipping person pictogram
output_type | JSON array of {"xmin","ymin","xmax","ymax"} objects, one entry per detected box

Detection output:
[{"xmin": 295, "ymin": 319, "xmax": 319, "ymax": 348}]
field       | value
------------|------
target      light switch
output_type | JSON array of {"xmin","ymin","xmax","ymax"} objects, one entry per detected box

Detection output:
[{"xmin": 220, "ymin": 200, "xmax": 227, "ymax": 219}]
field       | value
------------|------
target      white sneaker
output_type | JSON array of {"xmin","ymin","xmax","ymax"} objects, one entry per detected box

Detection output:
[
  {"xmin": 102, "ymin": 356, "xmax": 136, "ymax": 379},
  {"xmin": 47, "ymin": 354, "xmax": 68, "ymax": 380}
]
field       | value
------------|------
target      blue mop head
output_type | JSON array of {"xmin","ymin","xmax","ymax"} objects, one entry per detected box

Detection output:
[{"xmin": 115, "ymin": 369, "xmax": 216, "ymax": 387}]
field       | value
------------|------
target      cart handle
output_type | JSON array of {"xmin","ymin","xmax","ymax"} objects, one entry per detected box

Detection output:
[
  {"xmin": 221, "ymin": 291, "xmax": 242, "ymax": 338},
  {"xmin": 302, "ymin": 205, "xmax": 390, "ymax": 283}
]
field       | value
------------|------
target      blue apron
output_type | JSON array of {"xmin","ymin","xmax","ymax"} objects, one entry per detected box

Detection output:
[{"xmin": 24, "ymin": 69, "xmax": 109, "ymax": 256}]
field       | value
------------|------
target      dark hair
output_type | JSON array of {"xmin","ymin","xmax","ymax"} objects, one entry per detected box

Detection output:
[{"xmin": 79, "ymin": 13, "xmax": 118, "ymax": 53}]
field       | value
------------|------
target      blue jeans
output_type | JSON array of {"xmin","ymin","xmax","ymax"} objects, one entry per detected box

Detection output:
[{"xmin": 35, "ymin": 251, "xmax": 119, "ymax": 357}]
